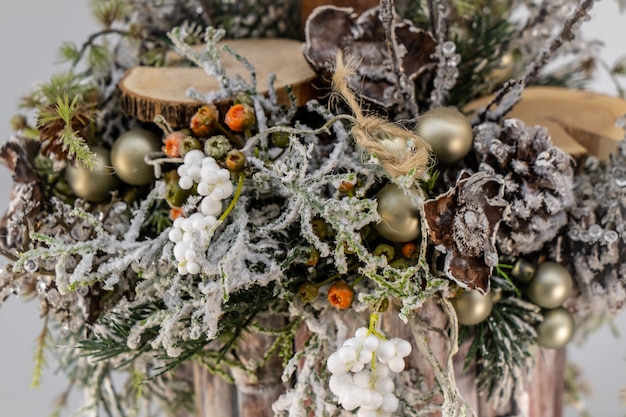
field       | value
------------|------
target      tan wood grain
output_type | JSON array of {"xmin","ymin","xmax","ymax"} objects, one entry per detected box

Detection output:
[
  {"xmin": 119, "ymin": 38, "xmax": 317, "ymax": 127},
  {"xmin": 465, "ymin": 87, "xmax": 626, "ymax": 161}
]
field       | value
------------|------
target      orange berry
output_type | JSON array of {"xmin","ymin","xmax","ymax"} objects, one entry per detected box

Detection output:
[
  {"xmin": 224, "ymin": 103, "xmax": 255, "ymax": 132},
  {"xmin": 170, "ymin": 207, "xmax": 184, "ymax": 220},
  {"xmin": 190, "ymin": 104, "xmax": 219, "ymax": 137},
  {"xmin": 337, "ymin": 181, "xmax": 355, "ymax": 193},
  {"xmin": 327, "ymin": 281, "xmax": 354, "ymax": 309},
  {"xmin": 163, "ymin": 131, "xmax": 185, "ymax": 157},
  {"xmin": 401, "ymin": 242, "xmax": 419, "ymax": 259}
]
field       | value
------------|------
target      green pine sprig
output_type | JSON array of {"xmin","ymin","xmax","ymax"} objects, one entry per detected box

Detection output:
[
  {"xmin": 459, "ymin": 276, "xmax": 542, "ymax": 405},
  {"xmin": 31, "ymin": 315, "xmax": 50, "ymax": 388},
  {"xmin": 38, "ymin": 94, "xmax": 96, "ymax": 169}
]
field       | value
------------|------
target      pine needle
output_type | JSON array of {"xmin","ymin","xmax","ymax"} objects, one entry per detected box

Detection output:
[{"xmin": 31, "ymin": 315, "xmax": 50, "ymax": 388}]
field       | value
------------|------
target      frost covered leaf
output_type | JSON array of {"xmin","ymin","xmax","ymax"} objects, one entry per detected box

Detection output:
[
  {"xmin": 303, "ymin": 5, "xmax": 437, "ymax": 108},
  {"xmin": 424, "ymin": 171, "xmax": 506, "ymax": 293}
]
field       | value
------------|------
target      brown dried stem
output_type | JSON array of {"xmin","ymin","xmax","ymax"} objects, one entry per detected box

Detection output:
[
  {"xmin": 379, "ymin": 0, "xmax": 419, "ymax": 118},
  {"xmin": 477, "ymin": 0, "xmax": 596, "ymax": 123}
]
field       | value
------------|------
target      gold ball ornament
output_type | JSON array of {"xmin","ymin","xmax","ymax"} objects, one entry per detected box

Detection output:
[
  {"xmin": 374, "ymin": 184, "xmax": 421, "ymax": 243},
  {"xmin": 527, "ymin": 262, "xmax": 573, "ymax": 309},
  {"xmin": 536, "ymin": 307, "xmax": 575, "ymax": 349},
  {"xmin": 111, "ymin": 128, "xmax": 161, "ymax": 186},
  {"xmin": 66, "ymin": 146, "xmax": 120, "ymax": 202},
  {"xmin": 414, "ymin": 107, "xmax": 473, "ymax": 164},
  {"xmin": 452, "ymin": 290, "xmax": 493, "ymax": 326},
  {"xmin": 511, "ymin": 258, "xmax": 536, "ymax": 283}
]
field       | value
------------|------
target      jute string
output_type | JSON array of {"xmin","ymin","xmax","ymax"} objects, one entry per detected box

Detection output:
[{"xmin": 332, "ymin": 52, "xmax": 431, "ymax": 179}]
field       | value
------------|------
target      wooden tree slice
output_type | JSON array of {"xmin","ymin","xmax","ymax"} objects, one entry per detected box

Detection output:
[
  {"xmin": 300, "ymin": 0, "xmax": 380, "ymax": 27},
  {"xmin": 465, "ymin": 87, "xmax": 626, "ymax": 161},
  {"xmin": 119, "ymin": 38, "xmax": 317, "ymax": 128}
]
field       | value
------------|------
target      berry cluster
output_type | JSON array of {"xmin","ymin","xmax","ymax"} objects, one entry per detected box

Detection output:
[
  {"xmin": 326, "ymin": 327, "xmax": 412, "ymax": 416},
  {"xmin": 169, "ymin": 213, "xmax": 217, "ymax": 275},
  {"xmin": 177, "ymin": 150, "xmax": 234, "ymax": 216},
  {"xmin": 167, "ymin": 150, "xmax": 234, "ymax": 275}
]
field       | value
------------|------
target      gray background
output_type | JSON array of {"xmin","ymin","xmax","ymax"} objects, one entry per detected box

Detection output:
[{"xmin": 0, "ymin": 1, "xmax": 625, "ymax": 416}]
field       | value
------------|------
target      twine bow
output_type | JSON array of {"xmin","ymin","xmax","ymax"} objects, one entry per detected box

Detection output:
[{"xmin": 332, "ymin": 53, "xmax": 431, "ymax": 179}]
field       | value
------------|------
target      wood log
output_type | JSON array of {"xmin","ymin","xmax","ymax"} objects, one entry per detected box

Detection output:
[
  {"xmin": 193, "ymin": 362, "xmax": 235, "ymax": 417},
  {"xmin": 119, "ymin": 38, "xmax": 317, "ymax": 128},
  {"xmin": 465, "ymin": 87, "xmax": 626, "ymax": 161},
  {"xmin": 230, "ymin": 315, "xmax": 286, "ymax": 417}
]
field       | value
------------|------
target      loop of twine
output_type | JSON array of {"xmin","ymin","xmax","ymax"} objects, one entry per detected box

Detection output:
[{"xmin": 332, "ymin": 52, "xmax": 431, "ymax": 179}]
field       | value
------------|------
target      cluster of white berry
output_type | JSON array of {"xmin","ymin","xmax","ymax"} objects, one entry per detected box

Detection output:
[
  {"xmin": 326, "ymin": 327, "xmax": 412, "ymax": 416},
  {"xmin": 177, "ymin": 150, "xmax": 234, "ymax": 216},
  {"xmin": 168, "ymin": 150, "xmax": 234, "ymax": 275},
  {"xmin": 168, "ymin": 213, "xmax": 217, "ymax": 275}
]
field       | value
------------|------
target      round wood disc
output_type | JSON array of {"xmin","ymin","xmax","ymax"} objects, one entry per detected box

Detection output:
[
  {"xmin": 119, "ymin": 38, "xmax": 317, "ymax": 127},
  {"xmin": 465, "ymin": 86, "xmax": 626, "ymax": 161}
]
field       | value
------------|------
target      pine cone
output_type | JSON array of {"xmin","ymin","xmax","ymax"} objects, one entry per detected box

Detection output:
[{"xmin": 472, "ymin": 118, "xmax": 575, "ymax": 257}]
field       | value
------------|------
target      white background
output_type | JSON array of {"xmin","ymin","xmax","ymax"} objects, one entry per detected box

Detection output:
[{"xmin": 0, "ymin": 1, "xmax": 625, "ymax": 416}]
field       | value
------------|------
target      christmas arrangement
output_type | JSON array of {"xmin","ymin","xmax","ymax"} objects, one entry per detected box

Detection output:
[{"xmin": 2, "ymin": 1, "xmax": 626, "ymax": 416}]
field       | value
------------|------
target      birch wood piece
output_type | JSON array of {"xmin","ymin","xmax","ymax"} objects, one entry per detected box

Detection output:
[
  {"xmin": 526, "ymin": 347, "xmax": 566, "ymax": 417},
  {"xmin": 193, "ymin": 362, "xmax": 235, "ymax": 417},
  {"xmin": 465, "ymin": 87, "xmax": 626, "ymax": 161},
  {"xmin": 119, "ymin": 38, "xmax": 317, "ymax": 127},
  {"xmin": 230, "ymin": 315, "xmax": 286, "ymax": 417}
]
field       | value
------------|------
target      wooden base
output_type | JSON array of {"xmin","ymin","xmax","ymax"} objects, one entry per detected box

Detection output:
[
  {"xmin": 465, "ymin": 87, "xmax": 626, "ymax": 161},
  {"xmin": 119, "ymin": 38, "xmax": 317, "ymax": 128}
]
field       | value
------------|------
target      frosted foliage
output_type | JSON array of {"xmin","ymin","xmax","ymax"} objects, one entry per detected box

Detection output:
[
  {"xmin": 472, "ymin": 119, "xmax": 575, "ymax": 256},
  {"xmin": 565, "ymin": 142, "xmax": 626, "ymax": 315},
  {"xmin": 0, "ymin": 2, "xmax": 609, "ymax": 414}
]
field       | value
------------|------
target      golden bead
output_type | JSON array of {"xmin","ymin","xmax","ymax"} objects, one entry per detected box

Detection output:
[
  {"xmin": 527, "ymin": 262, "xmax": 573, "ymax": 309},
  {"xmin": 374, "ymin": 184, "xmax": 421, "ymax": 243},
  {"xmin": 111, "ymin": 128, "xmax": 161, "ymax": 186},
  {"xmin": 452, "ymin": 289, "xmax": 493, "ymax": 326},
  {"xmin": 66, "ymin": 146, "xmax": 120, "ymax": 202},
  {"xmin": 536, "ymin": 307, "xmax": 575, "ymax": 349},
  {"xmin": 414, "ymin": 107, "xmax": 473, "ymax": 163},
  {"xmin": 511, "ymin": 258, "xmax": 536, "ymax": 283}
]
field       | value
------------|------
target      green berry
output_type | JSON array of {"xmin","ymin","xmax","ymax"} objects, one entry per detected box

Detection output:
[
  {"xmin": 180, "ymin": 137, "xmax": 202, "ymax": 156},
  {"xmin": 311, "ymin": 219, "xmax": 328, "ymax": 239},
  {"xmin": 271, "ymin": 132, "xmax": 290, "ymax": 148},
  {"xmin": 204, "ymin": 135, "xmax": 232, "ymax": 160},
  {"xmin": 165, "ymin": 181, "xmax": 190, "ymax": 207},
  {"xmin": 375, "ymin": 298, "xmax": 390, "ymax": 312},
  {"xmin": 374, "ymin": 243, "xmax": 395, "ymax": 262},
  {"xmin": 298, "ymin": 283, "xmax": 319, "ymax": 303},
  {"xmin": 389, "ymin": 259, "xmax": 409, "ymax": 270}
]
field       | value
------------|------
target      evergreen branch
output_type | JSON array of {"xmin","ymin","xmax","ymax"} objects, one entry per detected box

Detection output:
[
  {"xmin": 459, "ymin": 279, "xmax": 541, "ymax": 406},
  {"xmin": 31, "ymin": 315, "xmax": 50, "ymax": 388}
]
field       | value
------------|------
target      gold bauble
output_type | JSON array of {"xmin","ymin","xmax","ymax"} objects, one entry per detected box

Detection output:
[
  {"xmin": 66, "ymin": 146, "xmax": 120, "ymax": 202},
  {"xmin": 111, "ymin": 128, "xmax": 161, "ymax": 185},
  {"xmin": 536, "ymin": 307, "xmax": 575, "ymax": 349},
  {"xmin": 374, "ymin": 184, "xmax": 421, "ymax": 243},
  {"xmin": 527, "ymin": 262, "xmax": 573, "ymax": 309},
  {"xmin": 414, "ymin": 107, "xmax": 473, "ymax": 164},
  {"xmin": 511, "ymin": 258, "xmax": 536, "ymax": 283},
  {"xmin": 452, "ymin": 290, "xmax": 493, "ymax": 326}
]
